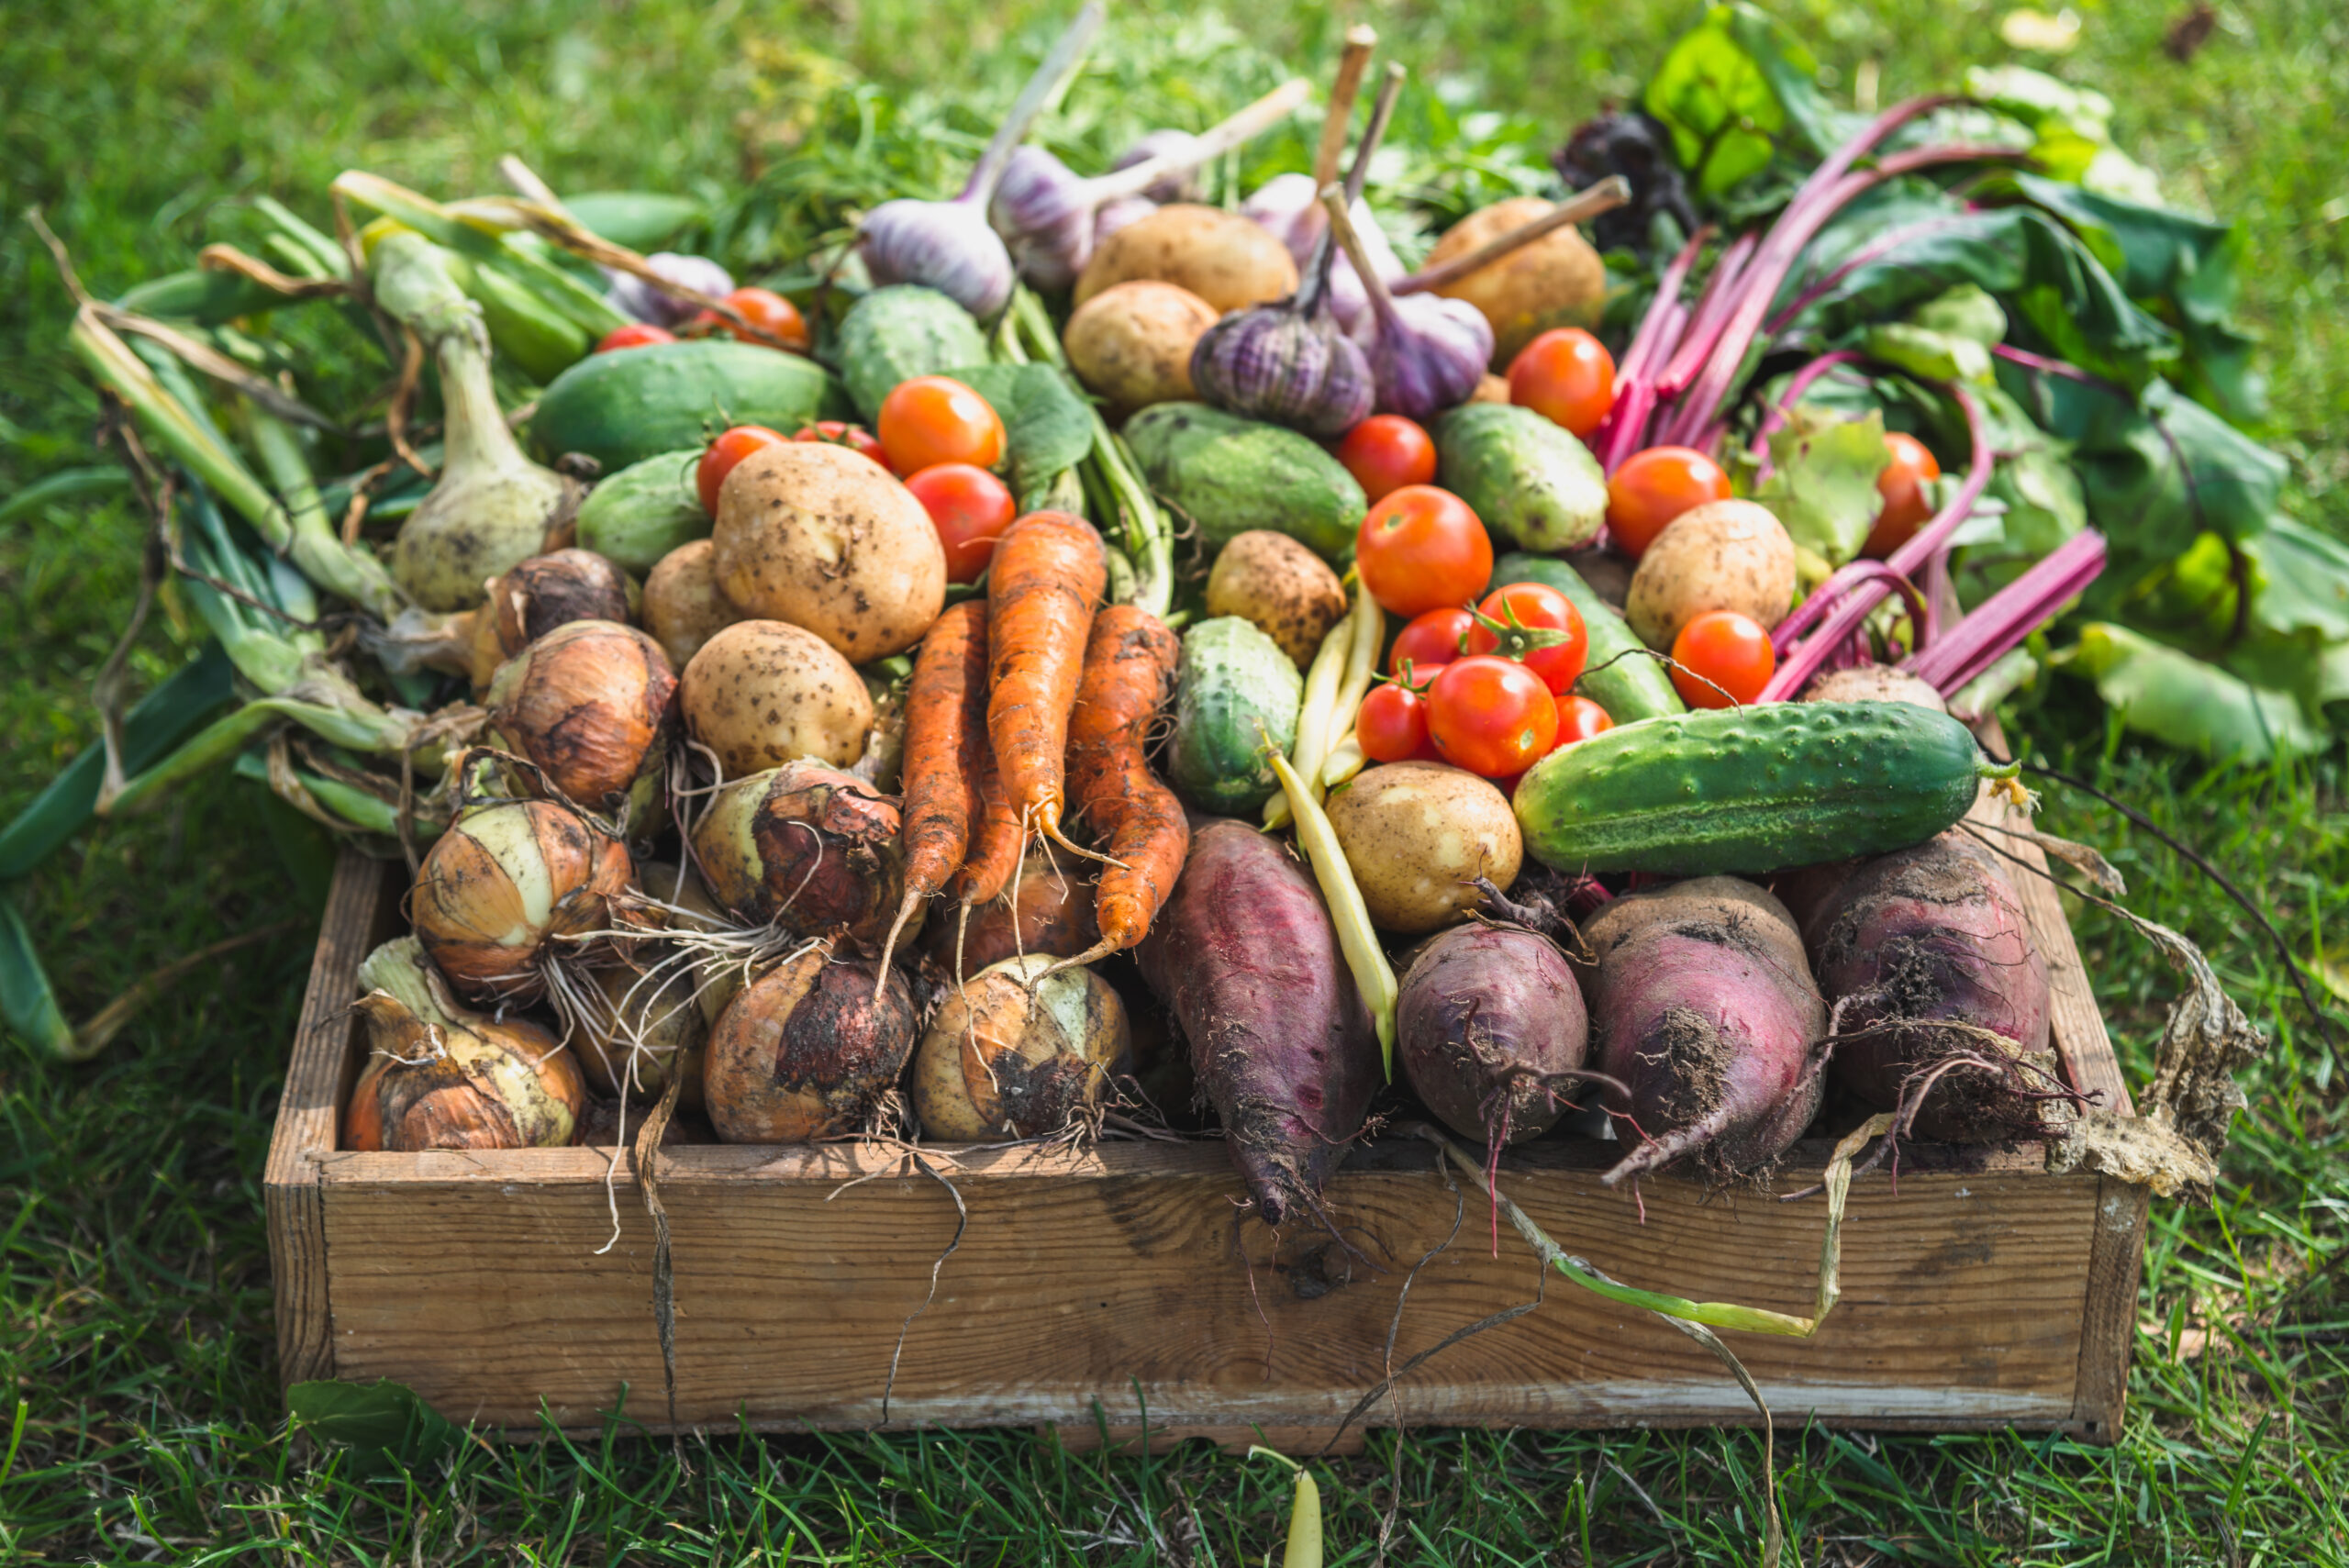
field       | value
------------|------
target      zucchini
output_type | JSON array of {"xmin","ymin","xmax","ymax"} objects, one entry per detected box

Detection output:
[
  {"xmin": 1169, "ymin": 617, "xmax": 1304, "ymax": 814},
  {"xmin": 836, "ymin": 285, "xmax": 990, "ymax": 422},
  {"xmin": 529, "ymin": 339, "xmax": 847, "ymax": 471},
  {"xmin": 1491, "ymin": 551, "xmax": 1684, "ymax": 723},
  {"xmin": 1515, "ymin": 702, "xmax": 2015, "ymax": 875}
]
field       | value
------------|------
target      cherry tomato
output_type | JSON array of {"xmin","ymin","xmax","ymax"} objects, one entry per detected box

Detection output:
[
  {"xmin": 1669, "ymin": 610, "xmax": 1776, "ymax": 709},
  {"xmin": 1606, "ymin": 446, "xmax": 1731, "ymax": 559},
  {"xmin": 904, "ymin": 462, "xmax": 1017, "ymax": 583},
  {"xmin": 596, "ymin": 322, "xmax": 676, "ymax": 352},
  {"xmin": 1389, "ymin": 606, "xmax": 1475, "ymax": 680},
  {"xmin": 1464, "ymin": 581, "xmax": 1588, "ymax": 695},
  {"xmin": 696, "ymin": 424, "xmax": 789, "ymax": 517},
  {"xmin": 694, "ymin": 286, "xmax": 808, "ymax": 351},
  {"xmin": 1355, "ymin": 682, "xmax": 1432, "ymax": 763},
  {"xmin": 1335, "ymin": 415, "xmax": 1438, "ymax": 504},
  {"xmin": 877, "ymin": 376, "xmax": 1006, "ymax": 475},
  {"xmin": 1356, "ymin": 485, "xmax": 1493, "ymax": 618},
  {"xmin": 793, "ymin": 420, "xmax": 892, "ymax": 472},
  {"xmin": 1426, "ymin": 655, "xmax": 1559, "ymax": 778},
  {"xmin": 1864, "ymin": 431, "xmax": 1943, "ymax": 559},
  {"xmin": 1552, "ymin": 693, "xmax": 1615, "ymax": 745},
  {"xmin": 1507, "ymin": 328, "xmax": 1616, "ymax": 438}
]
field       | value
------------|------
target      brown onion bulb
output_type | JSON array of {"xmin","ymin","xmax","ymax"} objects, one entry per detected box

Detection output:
[
  {"xmin": 688, "ymin": 762, "xmax": 907, "ymax": 950},
  {"xmin": 918, "ymin": 851, "xmax": 1097, "ymax": 983},
  {"xmin": 343, "ymin": 937, "xmax": 585, "ymax": 1151},
  {"xmin": 484, "ymin": 619, "xmax": 678, "ymax": 812},
  {"xmin": 911, "ymin": 953, "xmax": 1129, "ymax": 1140},
  {"xmin": 411, "ymin": 796, "xmax": 636, "ymax": 1007},
  {"xmin": 704, "ymin": 947, "xmax": 918, "ymax": 1142},
  {"xmin": 578, "ymin": 955, "xmax": 708, "ymax": 1112}
]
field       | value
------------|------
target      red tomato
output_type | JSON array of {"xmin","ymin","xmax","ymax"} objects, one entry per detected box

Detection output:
[
  {"xmin": 1553, "ymin": 693, "xmax": 1615, "ymax": 745},
  {"xmin": 1464, "ymin": 582, "xmax": 1588, "ymax": 695},
  {"xmin": 596, "ymin": 322, "xmax": 676, "ymax": 352},
  {"xmin": 1426, "ymin": 655, "xmax": 1559, "ymax": 778},
  {"xmin": 1356, "ymin": 485, "xmax": 1493, "ymax": 618},
  {"xmin": 1354, "ymin": 683, "xmax": 1431, "ymax": 764},
  {"xmin": 696, "ymin": 286, "xmax": 809, "ymax": 351},
  {"xmin": 904, "ymin": 463, "xmax": 1016, "ymax": 583},
  {"xmin": 1669, "ymin": 610, "xmax": 1776, "ymax": 708},
  {"xmin": 1864, "ymin": 431, "xmax": 1943, "ymax": 558},
  {"xmin": 1389, "ymin": 606, "xmax": 1475, "ymax": 681},
  {"xmin": 1606, "ymin": 446, "xmax": 1732, "ymax": 558},
  {"xmin": 1335, "ymin": 415, "xmax": 1438, "ymax": 503},
  {"xmin": 696, "ymin": 425, "xmax": 789, "ymax": 517},
  {"xmin": 794, "ymin": 420, "xmax": 892, "ymax": 472},
  {"xmin": 1507, "ymin": 328, "xmax": 1616, "ymax": 438},
  {"xmin": 877, "ymin": 376, "xmax": 1006, "ymax": 475}
]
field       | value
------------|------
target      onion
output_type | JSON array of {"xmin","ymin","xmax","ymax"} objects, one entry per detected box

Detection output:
[
  {"xmin": 687, "ymin": 761, "xmax": 908, "ymax": 951},
  {"xmin": 577, "ymin": 953, "xmax": 708, "ymax": 1111},
  {"xmin": 469, "ymin": 549, "xmax": 638, "ymax": 686},
  {"xmin": 703, "ymin": 945, "xmax": 919, "ymax": 1142},
  {"xmin": 410, "ymin": 791, "xmax": 636, "ymax": 1008},
  {"xmin": 484, "ymin": 619, "xmax": 677, "ymax": 814},
  {"xmin": 911, "ymin": 953, "xmax": 1130, "ymax": 1140},
  {"xmin": 344, "ymin": 936, "xmax": 585, "ymax": 1151}
]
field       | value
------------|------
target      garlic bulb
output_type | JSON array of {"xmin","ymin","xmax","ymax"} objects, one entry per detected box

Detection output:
[
  {"xmin": 344, "ymin": 936, "xmax": 585, "ymax": 1151},
  {"xmin": 860, "ymin": 1, "xmax": 1104, "ymax": 316},
  {"xmin": 988, "ymin": 80, "xmax": 1309, "ymax": 292},
  {"xmin": 1323, "ymin": 186, "xmax": 1494, "ymax": 421},
  {"xmin": 1093, "ymin": 195, "xmax": 1158, "ymax": 244},
  {"xmin": 607, "ymin": 252, "xmax": 734, "ymax": 328},
  {"xmin": 1111, "ymin": 129, "xmax": 1208, "ymax": 203}
]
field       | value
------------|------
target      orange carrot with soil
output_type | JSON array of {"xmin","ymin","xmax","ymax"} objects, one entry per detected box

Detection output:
[
  {"xmin": 985, "ymin": 510, "xmax": 1108, "ymax": 859},
  {"xmin": 875, "ymin": 600, "xmax": 990, "ymax": 981},
  {"xmin": 944, "ymin": 705, "xmax": 1027, "ymax": 984},
  {"xmin": 1056, "ymin": 605, "xmax": 1188, "ymax": 969}
]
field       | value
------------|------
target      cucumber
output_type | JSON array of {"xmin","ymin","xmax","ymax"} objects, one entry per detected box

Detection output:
[
  {"xmin": 1124, "ymin": 403, "xmax": 1367, "ymax": 563},
  {"xmin": 1434, "ymin": 404, "xmax": 1608, "ymax": 551},
  {"xmin": 529, "ymin": 339, "xmax": 847, "ymax": 471},
  {"xmin": 1169, "ymin": 617, "xmax": 1305, "ymax": 814},
  {"xmin": 563, "ymin": 192, "xmax": 704, "ymax": 250},
  {"xmin": 1514, "ymin": 702, "xmax": 2013, "ymax": 875},
  {"xmin": 574, "ymin": 448, "xmax": 708, "ymax": 573},
  {"xmin": 1491, "ymin": 551, "xmax": 1684, "ymax": 723},
  {"xmin": 836, "ymin": 285, "xmax": 990, "ymax": 422}
]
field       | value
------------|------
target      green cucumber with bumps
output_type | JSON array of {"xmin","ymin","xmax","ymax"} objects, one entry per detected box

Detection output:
[
  {"xmin": 1168, "ymin": 617, "xmax": 1304, "ymax": 814},
  {"xmin": 1514, "ymin": 702, "xmax": 2017, "ymax": 875},
  {"xmin": 836, "ymin": 285, "xmax": 990, "ymax": 422},
  {"xmin": 1490, "ymin": 551, "xmax": 1684, "ymax": 724},
  {"xmin": 530, "ymin": 339, "xmax": 847, "ymax": 471}
]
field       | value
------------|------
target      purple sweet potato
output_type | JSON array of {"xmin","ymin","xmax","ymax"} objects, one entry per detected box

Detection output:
[
  {"xmin": 1584, "ymin": 877, "xmax": 1827, "ymax": 1185},
  {"xmin": 1802, "ymin": 829, "xmax": 2058, "ymax": 1141},
  {"xmin": 1136, "ymin": 819, "xmax": 1380, "ymax": 1226},
  {"xmin": 1397, "ymin": 923, "xmax": 1588, "ymax": 1146}
]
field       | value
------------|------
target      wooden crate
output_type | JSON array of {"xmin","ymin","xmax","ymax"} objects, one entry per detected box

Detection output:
[{"xmin": 266, "ymin": 809, "xmax": 2147, "ymax": 1450}]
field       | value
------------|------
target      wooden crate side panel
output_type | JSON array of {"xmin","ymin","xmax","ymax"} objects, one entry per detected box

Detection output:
[
  {"xmin": 263, "ymin": 850, "xmax": 395, "ymax": 1388},
  {"xmin": 318, "ymin": 1144, "xmax": 2098, "ymax": 1435}
]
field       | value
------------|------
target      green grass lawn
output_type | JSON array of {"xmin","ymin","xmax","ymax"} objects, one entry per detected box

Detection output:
[{"xmin": 5, "ymin": 0, "xmax": 2346, "ymax": 1562}]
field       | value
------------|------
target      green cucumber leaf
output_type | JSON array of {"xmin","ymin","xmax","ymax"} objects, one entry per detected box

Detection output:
[{"xmin": 1753, "ymin": 405, "xmax": 1888, "ymax": 567}]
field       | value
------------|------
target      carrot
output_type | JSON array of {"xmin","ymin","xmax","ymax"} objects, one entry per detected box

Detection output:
[
  {"xmin": 944, "ymin": 706, "xmax": 1025, "ymax": 985},
  {"xmin": 1055, "ymin": 605, "xmax": 1188, "ymax": 970},
  {"xmin": 875, "ymin": 600, "xmax": 989, "ymax": 984},
  {"xmin": 985, "ymin": 510, "xmax": 1108, "ymax": 860}
]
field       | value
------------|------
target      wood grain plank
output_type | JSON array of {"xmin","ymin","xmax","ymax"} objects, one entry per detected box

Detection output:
[
  {"xmin": 318, "ymin": 1144, "xmax": 2099, "ymax": 1435},
  {"xmin": 263, "ymin": 849, "xmax": 394, "ymax": 1388},
  {"xmin": 2070, "ymin": 1175, "xmax": 2151, "ymax": 1443}
]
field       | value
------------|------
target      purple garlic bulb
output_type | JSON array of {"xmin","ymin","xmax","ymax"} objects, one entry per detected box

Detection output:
[
  {"xmin": 1189, "ymin": 305, "xmax": 1375, "ymax": 437},
  {"xmin": 1323, "ymin": 186, "xmax": 1492, "ymax": 421},
  {"xmin": 605, "ymin": 252, "xmax": 734, "ymax": 328},
  {"xmin": 1094, "ymin": 195, "xmax": 1157, "ymax": 244},
  {"xmin": 1112, "ymin": 129, "xmax": 1207, "ymax": 204},
  {"xmin": 861, "ymin": 198, "xmax": 1019, "ymax": 319},
  {"xmin": 987, "ymin": 146, "xmax": 1096, "ymax": 294}
]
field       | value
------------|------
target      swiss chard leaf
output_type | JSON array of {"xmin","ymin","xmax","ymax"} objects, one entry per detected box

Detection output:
[
  {"xmin": 1753, "ymin": 405, "xmax": 1888, "ymax": 566},
  {"xmin": 1642, "ymin": 4, "xmax": 1852, "ymax": 197}
]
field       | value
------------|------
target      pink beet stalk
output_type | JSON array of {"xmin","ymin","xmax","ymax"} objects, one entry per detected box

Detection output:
[
  {"xmin": 1904, "ymin": 528, "xmax": 2108, "ymax": 695},
  {"xmin": 1761, "ymin": 382, "xmax": 1995, "ymax": 700},
  {"xmin": 1653, "ymin": 230, "xmax": 1759, "ymax": 395},
  {"xmin": 1594, "ymin": 226, "xmax": 1708, "ymax": 474},
  {"xmin": 1747, "ymin": 350, "xmax": 1869, "ymax": 484}
]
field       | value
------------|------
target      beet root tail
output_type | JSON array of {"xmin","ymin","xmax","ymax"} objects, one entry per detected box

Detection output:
[{"xmin": 1601, "ymin": 1105, "xmax": 1734, "ymax": 1186}]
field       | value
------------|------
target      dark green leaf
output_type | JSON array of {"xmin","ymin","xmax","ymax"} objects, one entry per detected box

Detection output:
[
  {"xmin": 0, "ymin": 467, "xmax": 130, "ymax": 527},
  {"xmin": 1642, "ymin": 4, "xmax": 1850, "ymax": 197},
  {"xmin": 286, "ymin": 1379, "xmax": 462, "ymax": 1476},
  {"xmin": 945, "ymin": 362, "xmax": 1095, "ymax": 506},
  {"xmin": 0, "ymin": 899, "xmax": 72, "ymax": 1055}
]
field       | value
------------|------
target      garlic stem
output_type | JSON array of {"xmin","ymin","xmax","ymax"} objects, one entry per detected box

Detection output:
[
  {"xmin": 1298, "ymin": 64, "xmax": 1406, "ymax": 317},
  {"xmin": 962, "ymin": 0, "xmax": 1107, "ymax": 206},
  {"xmin": 1320, "ymin": 182, "xmax": 1402, "ymax": 330},
  {"xmin": 1312, "ymin": 26, "xmax": 1379, "ymax": 188},
  {"xmin": 1392, "ymin": 176, "xmax": 1632, "ymax": 295},
  {"xmin": 1084, "ymin": 80, "xmax": 1311, "ymax": 206}
]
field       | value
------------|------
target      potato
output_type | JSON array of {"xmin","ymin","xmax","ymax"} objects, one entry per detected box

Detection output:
[
  {"xmin": 1803, "ymin": 662, "xmax": 1947, "ymax": 710},
  {"xmin": 712, "ymin": 441, "xmax": 945, "ymax": 662},
  {"xmin": 1326, "ymin": 762, "xmax": 1522, "ymax": 935},
  {"xmin": 912, "ymin": 954, "xmax": 1130, "ymax": 1140},
  {"xmin": 681, "ymin": 619, "xmax": 874, "ymax": 777},
  {"xmin": 1204, "ymin": 530, "xmax": 1349, "ymax": 668},
  {"xmin": 1471, "ymin": 372, "xmax": 1510, "ymax": 405},
  {"xmin": 1424, "ymin": 196, "xmax": 1608, "ymax": 367},
  {"xmin": 1074, "ymin": 204, "xmax": 1299, "ymax": 316},
  {"xmin": 1624, "ymin": 499, "xmax": 1798, "ymax": 651},
  {"xmin": 642, "ymin": 539, "xmax": 744, "ymax": 670},
  {"xmin": 1063, "ymin": 281, "xmax": 1218, "ymax": 419}
]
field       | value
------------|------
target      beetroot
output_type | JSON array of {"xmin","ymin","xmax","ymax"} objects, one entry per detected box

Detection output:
[
  {"xmin": 1136, "ymin": 819, "xmax": 1380, "ymax": 1227},
  {"xmin": 1802, "ymin": 830, "xmax": 2058, "ymax": 1141},
  {"xmin": 1584, "ymin": 877, "xmax": 1827, "ymax": 1185},
  {"xmin": 1397, "ymin": 924, "xmax": 1589, "ymax": 1146}
]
